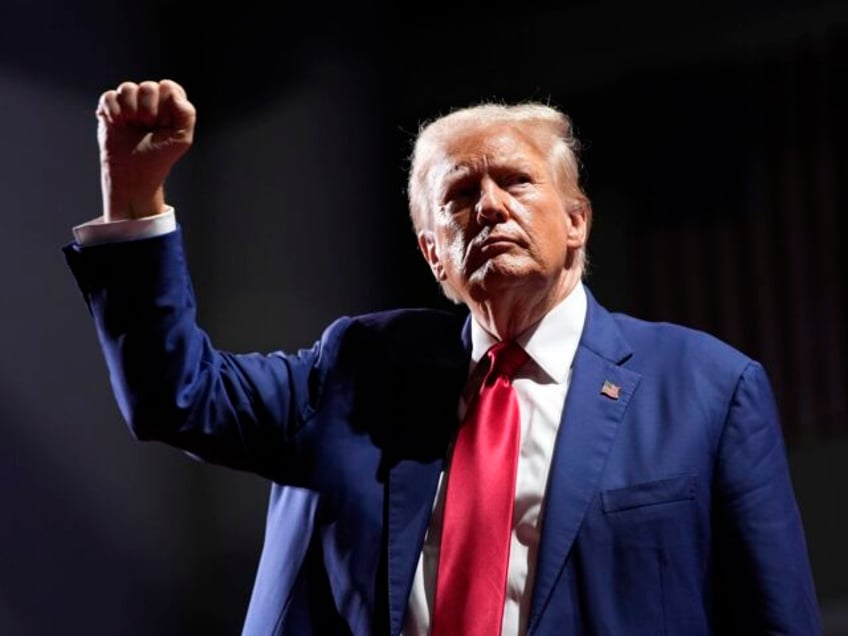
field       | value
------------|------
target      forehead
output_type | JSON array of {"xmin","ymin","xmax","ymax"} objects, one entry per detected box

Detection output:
[{"xmin": 437, "ymin": 123, "xmax": 548, "ymax": 175}]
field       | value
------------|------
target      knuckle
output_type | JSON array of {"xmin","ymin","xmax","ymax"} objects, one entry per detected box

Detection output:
[{"xmin": 138, "ymin": 80, "xmax": 158, "ymax": 95}]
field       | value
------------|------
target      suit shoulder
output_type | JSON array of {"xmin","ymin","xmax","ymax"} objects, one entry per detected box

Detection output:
[
  {"xmin": 314, "ymin": 307, "xmax": 468, "ymax": 363},
  {"xmin": 611, "ymin": 312, "xmax": 753, "ymax": 375},
  {"xmin": 350, "ymin": 306, "xmax": 468, "ymax": 333}
]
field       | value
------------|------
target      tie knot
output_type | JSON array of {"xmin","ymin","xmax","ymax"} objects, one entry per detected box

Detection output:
[{"xmin": 485, "ymin": 340, "xmax": 529, "ymax": 380}]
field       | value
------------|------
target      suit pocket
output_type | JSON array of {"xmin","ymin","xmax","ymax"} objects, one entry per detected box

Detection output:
[
  {"xmin": 602, "ymin": 474, "xmax": 696, "ymax": 513},
  {"xmin": 583, "ymin": 475, "xmax": 706, "ymax": 634}
]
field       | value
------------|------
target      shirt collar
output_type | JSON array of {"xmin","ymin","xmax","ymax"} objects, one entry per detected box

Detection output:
[{"xmin": 469, "ymin": 282, "xmax": 588, "ymax": 384}]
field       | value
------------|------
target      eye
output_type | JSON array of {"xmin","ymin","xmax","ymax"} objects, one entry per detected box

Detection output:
[
  {"xmin": 444, "ymin": 179, "xmax": 478, "ymax": 206},
  {"xmin": 502, "ymin": 172, "xmax": 533, "ymax": 190}
]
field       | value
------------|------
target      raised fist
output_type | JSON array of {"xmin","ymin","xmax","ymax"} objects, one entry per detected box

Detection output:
[{"xmin": 96, "ymin": 79, "xmax": 196, "ymax": 221}]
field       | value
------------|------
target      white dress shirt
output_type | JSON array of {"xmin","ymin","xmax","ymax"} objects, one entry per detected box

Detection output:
[{"xmin": 72, "ymin": 210, "xmax": 588, "ymax": 636}]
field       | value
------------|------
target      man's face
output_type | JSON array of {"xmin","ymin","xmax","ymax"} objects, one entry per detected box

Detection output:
[{"xmin": 418, "ymin": 123, "xmax": 587, "ymax": 305}]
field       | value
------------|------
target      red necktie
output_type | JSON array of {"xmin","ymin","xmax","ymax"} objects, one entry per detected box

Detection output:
[{"xmin": 432, "ymin": 340, "xmax": 529, "ymax": 636}]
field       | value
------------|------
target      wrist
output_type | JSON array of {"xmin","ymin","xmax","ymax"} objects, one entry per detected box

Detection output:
[{"xmin": 102, "ymin": 171, "xmax": 167, "ymax": 222}]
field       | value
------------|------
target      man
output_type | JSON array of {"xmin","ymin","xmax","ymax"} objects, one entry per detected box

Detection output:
[{"xmin": 65, "ymin": 79, "xmax": 820, "ymax": 635}]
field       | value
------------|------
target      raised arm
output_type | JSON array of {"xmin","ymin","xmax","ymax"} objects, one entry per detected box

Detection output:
[{"xmin": 65, "ymin": 81, "xmax": 352, "ymax": 482}]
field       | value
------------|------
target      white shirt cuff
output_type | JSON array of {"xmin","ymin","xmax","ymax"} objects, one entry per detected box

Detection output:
[{"xmin": 73, "ymin": 207, "xmax": 177, "ymax": 246}]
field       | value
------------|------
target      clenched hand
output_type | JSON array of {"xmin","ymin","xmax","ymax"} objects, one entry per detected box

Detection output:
[{"xmin": 96, "ymin": 79, "xmax": 196, "ymax": 221}]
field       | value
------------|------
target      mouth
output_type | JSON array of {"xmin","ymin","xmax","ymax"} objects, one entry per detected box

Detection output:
[
  {"xmin": 466, "ymin": 235, "xmax": 524, "ymax": 270},
  {"xmin": 478, "ymin": 235, "xmax": 523, "ymax": 251},
  {"xmin": 483, "ymin": 237, "xmax": 516, "ymax": 245},
  {"xmin": 478, "ymin": 241, "xmax": 516, "ymax": 257}
]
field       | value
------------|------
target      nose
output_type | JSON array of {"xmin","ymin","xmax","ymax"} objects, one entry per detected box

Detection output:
[{"xmin": 475, "ymin": 177, "xmax": 510, "ymax": 225}]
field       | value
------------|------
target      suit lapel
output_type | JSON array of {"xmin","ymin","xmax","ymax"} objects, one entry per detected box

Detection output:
[
  {"xmin": 528, "ymin": 291, "xmax": 641, "ymax": 632},
  {"xmin": 384, "ymin": 312, "xmax": 471, "ymax": 635},
  {"xmin": 386, "ymin": 458, "xmax": 444, "ymax": 635}
]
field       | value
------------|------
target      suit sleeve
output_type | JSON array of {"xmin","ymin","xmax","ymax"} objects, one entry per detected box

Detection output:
[
  {"xmin": 63, "ymin": 228, "xmax": 349, "ymax": 483},
  {"xmin": 712, "ymin": 360, "xmax": 821, "ymax": 634}
]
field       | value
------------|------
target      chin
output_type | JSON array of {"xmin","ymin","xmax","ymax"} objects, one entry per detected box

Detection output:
[{"xmin": 465, "ymin": 259, "xmax": 541, "ymax": 299}]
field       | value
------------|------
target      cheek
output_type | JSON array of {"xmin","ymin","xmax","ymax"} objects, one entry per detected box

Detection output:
[
  {"xmin": 433, "ymin": 218, "xmax": 467, "ymax": 265},
  {"xmin": 522, "ymin": 203, "xmax": 572, "ymax": 256},
  {"xmin": 441, "ymin": 231, "xmax": 469, "ymax": 271}
]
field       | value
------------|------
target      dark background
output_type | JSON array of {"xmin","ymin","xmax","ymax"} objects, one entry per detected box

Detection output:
[{"xmin": 2, "ymin": 0, "xmax": 847, "ymax": 633}]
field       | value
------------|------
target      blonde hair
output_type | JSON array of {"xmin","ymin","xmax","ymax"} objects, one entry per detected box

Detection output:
[{"xmin": 407, "ymin": 101, "xmax": 592, "ymax": 242}]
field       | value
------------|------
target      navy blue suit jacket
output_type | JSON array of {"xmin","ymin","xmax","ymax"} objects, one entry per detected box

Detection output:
[{"xmin": 64, "ymin": 229, "xmax": 820, "ymax": 635}]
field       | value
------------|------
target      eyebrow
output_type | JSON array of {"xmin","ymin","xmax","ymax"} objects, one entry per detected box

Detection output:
[{"xmin": 446, "ymin": 157, "xmax": 537, "ymax": 177}]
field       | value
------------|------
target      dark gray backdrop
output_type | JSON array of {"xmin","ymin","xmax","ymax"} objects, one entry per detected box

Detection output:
[{"xmin": 3, "ymin": 1, "xmax": 847, "ymax": 633}]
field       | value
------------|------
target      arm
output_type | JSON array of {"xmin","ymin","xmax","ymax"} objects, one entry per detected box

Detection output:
[
  {"xmin": 64, "ymin": 227, "xmax": 349, "ymax": 481},
  {"xmin": 712, "ymin": 361, "xmax": 821, "ymax": 634},
  {"xmin": 65, "ymin": 80, "xmax": 346, "ymax": 481}
]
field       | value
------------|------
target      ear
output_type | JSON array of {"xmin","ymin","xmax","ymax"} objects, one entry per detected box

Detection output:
[
  {"xmin": 417, "ymin": 230, "xmax": 447, "ymax": 281},
  {"xmin": 565, "ymin": 202, "xmax": 589, "ymax": 249}
]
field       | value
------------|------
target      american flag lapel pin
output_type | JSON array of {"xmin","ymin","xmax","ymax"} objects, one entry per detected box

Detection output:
[{"xmin": 601, "ymin": 380, "xmax": 621, "ymax": 400}]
